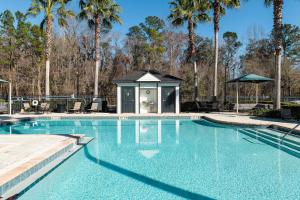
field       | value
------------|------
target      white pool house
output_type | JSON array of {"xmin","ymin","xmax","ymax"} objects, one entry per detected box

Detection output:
[{"xmin": 113, "ymin": 70, "xmax": 182, "ymax": 114}]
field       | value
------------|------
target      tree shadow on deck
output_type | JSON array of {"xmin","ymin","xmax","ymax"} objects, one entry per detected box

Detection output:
[{"xmin": 83, "ymin": 146, "xmax": 214, "ymax": 200}]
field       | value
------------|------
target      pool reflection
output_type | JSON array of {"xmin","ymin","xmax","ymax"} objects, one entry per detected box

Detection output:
[{"xmin": 115, "ymin": 120, "xmax": 180, "ymax": 159}]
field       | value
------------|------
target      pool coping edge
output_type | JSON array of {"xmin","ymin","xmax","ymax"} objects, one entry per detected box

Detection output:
[{"xmin": 0, "ymin": 135, "xmax": 94, "ymax": 199}]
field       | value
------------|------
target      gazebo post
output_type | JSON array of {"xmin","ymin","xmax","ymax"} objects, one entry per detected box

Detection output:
[
  {"xmin": 9, "ymin": 82, "xmax": 12, "ymax": 115},
  {"xmin": 228, "ymin": 74, "xmax": 272, "ymax": 113},
  {"xmin": 255, "ymin": 83, "xmax": 258, "ymax": 105},
  {"xmin": 236, "ymin": 81, "xmax": 239, "ymax": 114}
]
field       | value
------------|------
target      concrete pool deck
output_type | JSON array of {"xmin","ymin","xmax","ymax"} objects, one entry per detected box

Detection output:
[
  {"xmin": 1, "ymin": 112, "xmax": 300, "ymax": 132},
  {"xmin": 0, "ymin": 134, "xmax": 92, "ymax": 199}
]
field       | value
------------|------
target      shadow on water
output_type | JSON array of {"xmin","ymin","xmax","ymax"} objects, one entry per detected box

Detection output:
[{"xmin": 83, "ymin": 146, "xmax": 215, "ymax": 200}]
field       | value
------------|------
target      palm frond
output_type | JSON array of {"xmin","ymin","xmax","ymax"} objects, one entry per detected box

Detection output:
[
  {"xmin": 40, "ymin": 17, "xmax": 46, "ymax": 29},
  {"xmin": 223, "ymin": 0, "xmax": 240, "ymax": 8},
  {"xmin": 264, "ymin": 0, "xmax": 273, "ymax": 7},
  {"xmin": 88, "ymin": 18, "xmax": 95, "ymax": 29},
  {"xmin": 27, "ymin": 0, "xmax": 43, "ymax": 16},
  {"xmin": 58, "ymin": 17, "xmax": 67, "ymax": 27},
  {"xmin": 78, "ymin": 10, "xmax": 88, "ymax": 21},
  {"xmin": 78, "ymin": 0, "xmax": 122, "ymax": 30}
]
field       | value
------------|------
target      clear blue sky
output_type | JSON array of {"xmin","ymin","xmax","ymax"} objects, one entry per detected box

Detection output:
[{"xmin": 1, "ymin": 0, "xmax": 300, "ymax": 46}]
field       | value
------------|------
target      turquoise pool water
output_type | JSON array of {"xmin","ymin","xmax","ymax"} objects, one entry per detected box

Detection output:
[{"xmin": 1, "ymin": 119, "xmax": 300, "ymax": 199}]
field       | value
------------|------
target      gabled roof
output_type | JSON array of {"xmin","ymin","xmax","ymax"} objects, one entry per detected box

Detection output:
[
  {"xmin": 113, "ymin": 70, "xmax": 182, "ymax": 83},
  {"xmin": 137, "ymin": 72, "xmax": 161, "ymax": 82}
]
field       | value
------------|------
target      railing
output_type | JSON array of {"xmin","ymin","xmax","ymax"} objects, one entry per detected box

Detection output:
[
  {"xmin": 280, "ymin": 122, "xmax": 300, "ymax": 143},
  {"xmin": 9, "ymin": 96, "xmax": 111, "ymax": 114}
]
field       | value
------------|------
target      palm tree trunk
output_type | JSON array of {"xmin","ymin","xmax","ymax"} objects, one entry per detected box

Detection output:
[
  {"xmin": 38, "ymin": 64, "xmax": 41, "ymax": 98},
  {"xmin": 188, "ymin": 17, "xmax": 198, "ymax": 100},
  {"xmin": 94, "ymin": 15, "xmax": 101, "ymax": 98},
  {"xmin": 224, "ymin": 66, "xmax": 227, "ymax": 104},
  {"xmin": 213, "ymin": 0, "xmax": 220, "ymax": 98},
  {"xmin": 193, "ymin": 61, "xmax": 198, "ymax": 99},
  {"xmin": 45, "ymin": 16, "xmax": 52, "ymax": 97},
  {"xmin": 273, "ymin": 0, "xmax": 283, "ymax": 109}
]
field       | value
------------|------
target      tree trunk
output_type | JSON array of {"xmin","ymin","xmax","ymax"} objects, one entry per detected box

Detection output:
[
  {"xmin": 273, "ymin": 0, "xmax": 283, "ymax": 109},
  {"xmin": 45, "ymin": 16, "xmax": 52, "ymax": 97},
  {"xmin": 187, "ymin": 17, "xmax": 198, "ymax": 100},
  {"xmin": 213, "ymin": 0, "xmax": 220, "ymax": 98},
  {"xmin": 224, "ymin": 66, "xmax": 227, "ymax": 104},
  {"xmin": 37, "ymin": 64, "xmax": 41, "ymax": 99},
  {"xmin": 194, "ymin": 61, "xmax": 198, "ymax": 99},
  {"xmin": 32, "ymin": 78, "xmax": 35, "ymax": 96},
  {"xmin": 94, "ymin": 15, "xmax": 101, "ymax": 98}
]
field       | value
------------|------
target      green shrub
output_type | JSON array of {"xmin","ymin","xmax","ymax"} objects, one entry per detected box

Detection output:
[
  {"xmin": 250, "ymin": 109, "xmax": 281, "ymax": 118},
  {"xmin": 282, "ymin": 104, "xmax": 300, "ymax": 119},
  {"xmin": 181, "ymin": 102, "xmax": 198, "ymax": 112},
  {"xmin": 251, "ymin": 104, "xmax": 300, "ymax": 119}
]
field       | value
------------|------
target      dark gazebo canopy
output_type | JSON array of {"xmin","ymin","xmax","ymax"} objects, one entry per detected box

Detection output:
[
  {"xmin": 227, "ymin": 74, "xmax": 273, "ymax": 113},
  {"xmin": 227, "ymin": 74, "xmax": 273, "ymax": 83}
]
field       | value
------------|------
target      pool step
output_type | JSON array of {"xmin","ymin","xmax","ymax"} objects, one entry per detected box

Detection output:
[
  {"xmin": 244, "ymin": 129, "xmax": 300, "ymax": 152},
  {"xmin": 267, "ymin": 125, "xmax": 300, "ymax": 137},
  {"xmin": 239, "ymin": 129, "xmax": 300, "ymax": 158},
  {"xmin": 256, "ymin": 129, "xmax": 300, "ymax": 146}
]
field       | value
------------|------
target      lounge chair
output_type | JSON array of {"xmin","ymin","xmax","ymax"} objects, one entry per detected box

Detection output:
[
  {"xmin": 40, "ymin": 102, "xmax": 50, "ymax": 113},
  {"xmin": 195, "ymin": 101, "xmax": 209, "ymax": 112},
  {"xmin": 23, "ymin": 103, "xmax": 32, "ymax": 112},
  {"xmin": 87, "ymin": 103, "xmax": 99, "ymax": 112},
  {"xmin": 69, "ymin": 102, "xmax": 82, "ymax": 113}
]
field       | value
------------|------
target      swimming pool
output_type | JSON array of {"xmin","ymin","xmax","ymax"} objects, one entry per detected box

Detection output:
[{"xmin": 1, "ymin": 118, "xmax": 299, "ymax": 199}]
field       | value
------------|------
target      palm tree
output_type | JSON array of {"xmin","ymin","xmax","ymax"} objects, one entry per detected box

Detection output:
[
  {"xmin": 79, "ymin": 0, "xmax": 122, "ymax": 97},
  {"xmin": 265, "ymin": 0, "xmax": 283, "ymax": 109},
  {"xmin": 169, "ymin": 0, "xmax": 210, "ymax": 100},
  {"xmin": 28, "ymin": 0, "xmax": 74, "ymax": 97},
  {"xmin": 211, "ymin": 0, "xmax": 240, "ymax": 97}
]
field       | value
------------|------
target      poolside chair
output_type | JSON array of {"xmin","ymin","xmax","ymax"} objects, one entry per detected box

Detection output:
[
  {"xmin": 23, "ymin": 102, "xmax": 32, "ymax": 112},
  {"xmin": 87, "ymin": 102, "xmax": 99, "ymax": 112},
  {"xmin": 69, "ymin": 102, "xmax": 82, "ymax": 113},
  {"xmin": 40, "ymin": 102, "xmax": 50, "ymax": 113}
]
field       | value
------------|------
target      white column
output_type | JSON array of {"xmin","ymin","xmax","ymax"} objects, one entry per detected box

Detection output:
[
  {"xmin": 117, "ymin": 85, "xmax": 121, "ymax": 114},
  {"xmin": 135, "ymin": 85, "xmax": 139, "ymax": 114},
  {"xmin": 157, "ymin": 85, "xmax": 162, "ymax": 114},
  {"xmin": 175, "ymin": 85, "xmax": 180, "ymax": 114}
]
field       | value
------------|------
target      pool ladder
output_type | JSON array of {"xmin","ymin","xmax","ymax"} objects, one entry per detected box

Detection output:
[{"xmin": 280, "ymin": 122, "xmax": 300, "ymax": 144}]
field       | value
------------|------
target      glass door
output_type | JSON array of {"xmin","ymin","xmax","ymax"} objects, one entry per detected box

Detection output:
[{"xmin": 139, "ymin": 88, "xmax": 158, "ymax": 113}]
